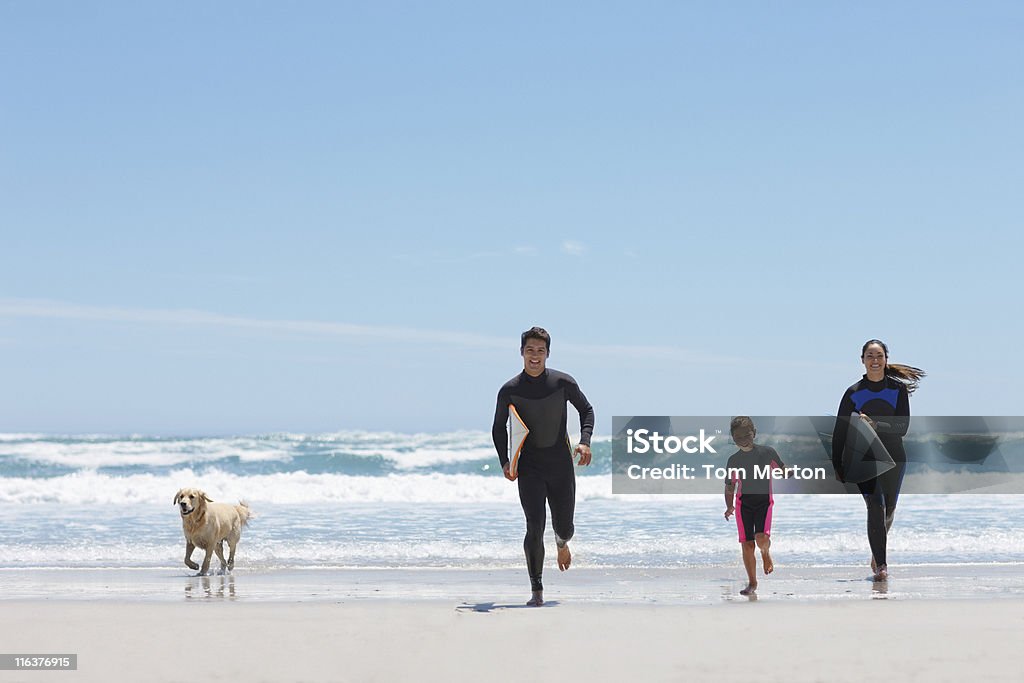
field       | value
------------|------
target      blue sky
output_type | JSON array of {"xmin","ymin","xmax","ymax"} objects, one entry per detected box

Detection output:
[{"xmin": 2, "ymin": 2, "xmax": 1021, "ymax": 434}]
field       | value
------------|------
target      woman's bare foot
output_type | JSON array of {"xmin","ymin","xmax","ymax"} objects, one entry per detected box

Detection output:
[
  {"xmin": 873, "ymin": 564, "xmax": 888, "ymax": 581},
  {"xmin": 527, "ymin": 590, "xmax": 544, "ymax": 606},
  {"xmin": 739, "ymin": 582, "xmax": 758, "ymax": 596}
]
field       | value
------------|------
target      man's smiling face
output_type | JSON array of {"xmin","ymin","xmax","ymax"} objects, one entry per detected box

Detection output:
[{"xmin": 522, "ymin": 338, "xmax": 549, "ymax": 377}]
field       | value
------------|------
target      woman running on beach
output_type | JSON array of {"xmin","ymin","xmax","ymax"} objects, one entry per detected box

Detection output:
[{"xmin": 831, "ymin": 339, "xmax": 924, "ymax": 581}]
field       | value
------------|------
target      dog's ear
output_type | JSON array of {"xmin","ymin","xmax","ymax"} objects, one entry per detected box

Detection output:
[
  {"xmin": 203, "ymin": 493, "xmax": 213, "ymax": 503},
  {"xmin": 174, "ymin": 490, "xmax": 182, "ymax": 505}
]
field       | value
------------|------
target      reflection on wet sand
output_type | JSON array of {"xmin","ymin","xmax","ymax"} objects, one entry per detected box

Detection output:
[{"xmin": 185, "ymin": 574, "xmax": 237, "ymax": 600}]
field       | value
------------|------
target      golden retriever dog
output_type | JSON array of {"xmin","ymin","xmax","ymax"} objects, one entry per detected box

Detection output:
[{"xmin": 173, "ymin": 488, "xmax": 251, "ymax": 575}]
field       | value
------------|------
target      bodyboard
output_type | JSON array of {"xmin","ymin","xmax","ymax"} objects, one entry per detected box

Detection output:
[
  {"xmin": 508, "ymin": 404, "xmax": 529, "ymax": 480},
  {"xmin": 842, "ymin": 415, "xmax": 897, "ymax": 483}
]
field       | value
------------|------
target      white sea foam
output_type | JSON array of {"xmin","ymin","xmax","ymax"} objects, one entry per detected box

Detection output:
[
  {"xmin": 0, "ymin": 470, "xmax": 627, "ymax": 505},
  {"xmin": 0, "ymin": 433, "xmax": 51, "ymax": 441},
  {"xmin": 4, "ymin": 469, "xmax": 1024, "ymax": 505},
  {"xmin": 0, "ymin": 431, "xmax": 515, "ymax": 469},
  {"xmin": 0, "ymin": 437, "xmax": 293, "ymax": 468},
  {"xmin": 0, "ymin": 431, "xmax": 611, "ymax": 472},
  {"xmin": 0, "ymin": 524, "xmax": 1019, "ymax": 569},
  {"xmin": 336, "ymin": 446, "xmax": 496, "ymax": 470}
]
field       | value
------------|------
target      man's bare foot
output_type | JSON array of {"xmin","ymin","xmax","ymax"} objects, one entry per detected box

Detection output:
[
  {"xmin": 526, "ymin": 590, "xmax": 544, "ymax": 606},
  {"xmin": 739, "ymin": 582, "xmax": 757, "ymax": 596},
  {"xmin": 873, "ymin": 564, "xmax": 888, "ymax": 581},
  {"xmin": 557, "ymin": 545, "xmax": 571, "ymax": 571},
  {"xmin": 761, "ymin": 549, "xmax": 774, "ymax": 575}
]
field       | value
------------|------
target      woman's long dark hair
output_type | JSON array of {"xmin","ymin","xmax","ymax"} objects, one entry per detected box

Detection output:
[{"xmin": 862, "ymin": 339, "xmax": 926, "ymax": 395}]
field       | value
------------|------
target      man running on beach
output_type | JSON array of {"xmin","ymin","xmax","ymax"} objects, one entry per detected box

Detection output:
[{"xmin": 492, "ymin": 327, "xmax": 595, "ymax": 606}]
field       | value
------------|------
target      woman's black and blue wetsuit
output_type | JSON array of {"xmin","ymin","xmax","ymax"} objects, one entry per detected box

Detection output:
[{"xmin": 831, "ymin": 375, "xmax": 910, "ymax": 569}]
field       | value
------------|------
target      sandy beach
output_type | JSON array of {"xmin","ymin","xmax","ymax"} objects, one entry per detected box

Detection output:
[
  {"xmin": 3, "ymin": 562, "xmax": 1023, "ymax": 602},
  {"xmin": 2, "ymin": 564, "xmax": 1024, "ymax": 682},
  {"xmin": 2, "ymin": 597, "xmax": 1022, "ymax": 683}
]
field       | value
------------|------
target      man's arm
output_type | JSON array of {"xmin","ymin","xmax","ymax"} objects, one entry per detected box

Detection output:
[
  {"xmin": 565, "ymin": 378, "xmax": 595, "ymax": 466},
  {"xmin": 491, "ymin": 390, "xmax": 510, "ymax": 468},
  {"xmin": 565, "ymin": 379, "xmax": 595, "ymax": 446}
]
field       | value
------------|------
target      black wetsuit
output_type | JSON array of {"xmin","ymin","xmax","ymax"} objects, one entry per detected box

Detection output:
[
  {"xmin": 492, "ymin": 369, "xmax": 595, "ymax": 592},
  {"xmin": 831, "ymin": 375, "xmax": 910, "ymax": 568},
  {"xmin": 726, "ymin": 445, "xmax": 785, "ymax": 543}
]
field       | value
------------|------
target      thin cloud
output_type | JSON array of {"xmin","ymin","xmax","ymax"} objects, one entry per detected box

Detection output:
[
  {"xmin": 0, "ymin": 298, "xmax": 507, "ymax": 350},
  {"xmin": 562, "ymin": 240, "xmax": 586, "ymax": 256},
  {"xmin": 0, "ymin": 297, "xmax": 834, "ymax": 369}
]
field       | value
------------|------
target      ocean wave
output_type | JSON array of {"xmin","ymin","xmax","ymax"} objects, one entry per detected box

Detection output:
[
  {"xmin": 0, "ymin": 432, "xmax": 612, "ymax": 476},
  {"xmin": 0, "ymin": 470, "xmax": 626, "ymax": 505},
  {"xmin": 0, "ymin": 433, "xmax": 52, "ymax": 441},
  {"xmin": 0, "ymin": 436, "xmax": 294, "ymax": 468}
]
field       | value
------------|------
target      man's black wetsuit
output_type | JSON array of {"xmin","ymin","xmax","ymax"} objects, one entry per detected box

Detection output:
[
  {"xmin": 831, "ymin": 375, "xmax": 910, "ymax": 568},
  {"xmin": 492, "ymin": 369, "xmax": 595, "ymax": 592}
]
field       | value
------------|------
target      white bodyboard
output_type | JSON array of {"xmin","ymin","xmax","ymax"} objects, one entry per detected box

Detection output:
[{"xmin": 508, "ymin": 404, "xmax": 529, "ymax": 479}]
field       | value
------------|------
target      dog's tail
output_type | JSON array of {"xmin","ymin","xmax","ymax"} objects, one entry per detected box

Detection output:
[{"xmin": 235, "ymin": 501, "xmax": 252, "ymax": 526}]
